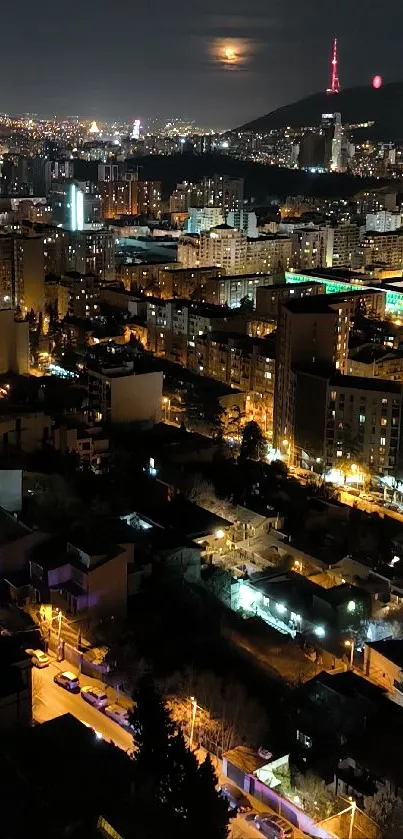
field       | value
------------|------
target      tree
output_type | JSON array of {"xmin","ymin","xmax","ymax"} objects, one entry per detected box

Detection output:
[
  {"xmin": 195, "ymin": 754, "xmax": 229, "ymax": 839},
  {"xmin": 129, "ymin": 676, "xmax": 230, "ymax": 839},
  {"xmin": 366, "ymin": 789, "xmax": 403, "ymax": 838},
  {"xmin": 240, "ymin": 420, "xmax": 266, "ymax": 461},
  {"xmin": 293, "ymin": 771, "xmax": 336, "ymax": 820}
]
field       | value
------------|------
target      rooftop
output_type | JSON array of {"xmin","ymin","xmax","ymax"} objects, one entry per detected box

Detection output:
[
  {"xmin": 134, "ymin": 496, "xmax": 232, "ymax": 539},
  {"xmin": 0, "ymin": 713, "xmax": 131, "ymax": 836},
  {"xmin": 297, "ymin": 365, "xmax": 403, "ymax": 394},
  {"xmin": 284, "ymin": 288, "xmax": 382, "ymax": 315}
]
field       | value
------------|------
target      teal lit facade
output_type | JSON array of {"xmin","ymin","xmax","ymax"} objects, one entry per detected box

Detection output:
[{"xmin": 285, "ymin": 271, "xmax": 403, "ymax": 316}]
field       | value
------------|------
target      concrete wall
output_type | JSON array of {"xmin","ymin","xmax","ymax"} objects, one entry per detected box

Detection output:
[
  {"xmin": 364, "ymin": 645, "xmax": 402, "ymax": 691},
  {"xmin": 88, "ymin": 547, "xmax": 130, "ymax": 618},
  {"xmin": 0, "ymin": 310, "xmax": 29, "ymax": 375},
  {"xmin": 111, "ymin": 370, "xmax": 162, "ymax": 425},
  {"xmin": 22, "ymin": 236, "xmax": 45, "ymax": 314}
]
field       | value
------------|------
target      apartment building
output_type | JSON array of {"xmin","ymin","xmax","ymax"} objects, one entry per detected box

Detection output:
[
  {"xmin": 244, "ymin": 234, "xmax": 292, "ymax": 275},
  {"xmin": 361, "ymin": 229, "xmax": 403, "ymax": 270},
  {"xmin": 42, "ymin": 226, "xmax": 115, "ymax": 282},
  {"xmin": 157, "ymin": 266, "xmax": 221, "ymax": 299},
  {"xmin": 256, "ymin": 280, "xmax": 326, "ymax": 319},
  {"xmin": 146, "ymin": 298, "xmax": 230, "ymax": 364},
  {"xmin": 291, "ymin": 227, "xmax": 329, "ymax": 271},
  {"xmin": 295, "ymin": 369, "xmax": 403, "ymax": 476},
  {"xmin": 87, "ymin": 359, "xmax": 162, "ymax": 425},
  {"xmin": 365, "ymin": 211, "xmax": 402, "ymax": 233},
  {"xmin": 326, "ymin": 224, "xmax": 360, "ymax": 269},
  {"xmin": 203, "ymin": 273, "xmax": 271, "ymax": 308},
  {"xmin": 137, "ymin": 180, "xmax": 162, "ymax": 218},
  {"xmin": 273, "ymin": 289, "xmax": 384, "ymax": 448},
  {"xmin": 178, "ymin": 226, "xmax": 291, "ymax": 276},
  {"xmin": 199, "ymin": 225, "xmax": 247, "ymax": 273},
  {"xmin": 187, "ymin": 207, "xmax": 224, "ymax": 234},
  {"xmin": 65, "ymin": 272, "xmax": 101, "ymax": 319},
  {"xmin": 348, "ymin": 347, "xmax": 403, "ymax": 382},
  {"xmin": 190, "ymin": 332, "xmax": 275, "ymax": 437},
  {"xmin": 116, "ymin": 261, "xmax": 177, "ymax": 292},
  {"xmin": 201, "ymin": 174, "xmax": 244, "ymax": 212}
]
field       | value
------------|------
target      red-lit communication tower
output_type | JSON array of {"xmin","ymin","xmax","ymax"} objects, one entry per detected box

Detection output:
[{"xmin": 326, "ymin": 37, "xmax": 340, "ymax": 94}]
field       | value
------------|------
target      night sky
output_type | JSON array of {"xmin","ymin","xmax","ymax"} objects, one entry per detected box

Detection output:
[{"xmin": 4, "ymin": 0, "xmax": 403, "ymax": 129}]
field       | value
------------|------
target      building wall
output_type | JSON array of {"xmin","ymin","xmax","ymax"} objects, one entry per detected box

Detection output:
[
  {"xmin": 21, "ymin": 236, "xmax": 45, "ymax": 315},
  {"xmin": 0, "ymin": 412, "xmax": 52, "ymax": 452},
  {"xmin": 325, "ymin": 381, "xmax": 402, "ymax": 475},
  {"xmin": 110, "ymin": 370, "xmax": 163, "ymax": 424},
  {"xmin": 88, "ymin": 548, "xmax": 130, "ymax": 618},
  {"xmin": 256, "ymin": 282, "xmax": 326, "ymax": 319},
  {"xmin": 157, "ymin": 266, "xmax": 221, "ymax": 300},
  {"xmin": 204, "ymin": 275, "xmax": 268, "ymax": 308},
  {"xmin": 364, "ymin": 645, "xmax": 402, "ymax": 691},
  {"xmin": 0, "ymin": 310, "xmax": 29, "ymax": 375},
  {"xmin": 326, "ymin": 224, "xmax": 360, "ymax": 269},
  {"xmin": 274, "ymin": 306, "xmax": 337, "ymax": 446}
]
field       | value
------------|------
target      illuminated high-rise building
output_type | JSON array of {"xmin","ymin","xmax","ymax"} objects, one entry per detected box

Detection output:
[
  {"xmin": 131, "ymin": 120, "xmax": 141, "ymax": 140},
  {"xmin": 202, "ymin": 174, "xmax": 244, "ymax": 212},
  {"xmin": 98, "ymin": 166, "xmax": 138, "ymax": 218},
  {"xmin": 137, "ymin": 181, "xmax": 162, "ymax": 218}
]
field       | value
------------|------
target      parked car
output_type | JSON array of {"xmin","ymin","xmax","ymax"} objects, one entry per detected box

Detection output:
[
  {"xmin": 218, "ymin": 783, "xmax": 252, "ymax": 813},
  {"xmin": 254, "ymin": 813, "xmax": 293, "ymax": 839},
  {"xmin": 104, "ymin": 703, "xmax": 131, "ymax": 727},
  {"xmin": 80, "ymin": 686, "xmax": 108, "ymax": 708},
  {"xmin": 26, "ymin": 649, "xmax": 50, "ymax": 668},
  {"xmin": 54, "ymin": 671, "xmax": 80, "ymax": 692}
]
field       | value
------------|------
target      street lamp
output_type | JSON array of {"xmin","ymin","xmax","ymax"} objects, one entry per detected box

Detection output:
[
  {"xmin": 344, "ymin": 638, "xmax": 355, "ymax": 670},
  {"xmin": 189, "ymin": 696, "xmax": 197, "ymax": 749},
  {"xmin": 348, "ymin": 799, "xmax": 357, "ymax": 839}
]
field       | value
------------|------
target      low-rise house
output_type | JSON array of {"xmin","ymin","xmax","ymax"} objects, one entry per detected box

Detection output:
[
  {"xmin": 294, "ymin": 670, "xmax": 386, "ymax": 777},
  {"xmin": 29, "ymin": 521, "xmax": 135, "ymax": 619},
  {"xmin": 0, "ymin": 506, "xmax": 49, "ymax": 578},
  {"xmin": 233, "ymin": 570, "xmax": 371, "ymax": 639},
  {"xmin": 52, "ymin": 421, "xmax": 109, "ymax": 471}
]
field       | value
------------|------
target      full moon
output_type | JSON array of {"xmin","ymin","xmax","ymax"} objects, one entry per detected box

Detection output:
[
  {"xmin": 224, "ymin": 46, "xmax": 238, "ymax": 64},
  {"xmin": 372, "ymin": 75, "xmax": 383, "ymax": 89}
]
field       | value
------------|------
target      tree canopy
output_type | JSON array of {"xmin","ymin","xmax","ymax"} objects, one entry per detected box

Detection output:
[{"xmin": 129, "ymin": 676, "xmax": 230, "ymax": 839}]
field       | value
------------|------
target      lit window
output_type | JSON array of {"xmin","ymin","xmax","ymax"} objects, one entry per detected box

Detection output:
[
  {"xmin": 380, "ymin": 437, "xmax": 386, "ymax": 446},
  {"xmin": 359, "ymin": 414, "xmax": 365, "ymax": 423},
  {"xmin": 337, "ymin": 450, "xmax": 342, "ymax": 457},
  {"xmin": 265, "ymin": 371, "xmax": 272, "ymax": 379}
]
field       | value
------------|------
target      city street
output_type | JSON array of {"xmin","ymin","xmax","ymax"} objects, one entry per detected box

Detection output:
[{"xmin": 33, "ymin": 657, "xmax": 133, "ymax": 753}]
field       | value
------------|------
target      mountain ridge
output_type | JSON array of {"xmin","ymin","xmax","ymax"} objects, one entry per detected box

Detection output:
[{"xmin": 233, "ymin": 83, "xmax": 403, "ymax": 141}]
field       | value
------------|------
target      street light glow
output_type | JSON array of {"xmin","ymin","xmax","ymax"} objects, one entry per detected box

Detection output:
[
  {"xmin": 314, "ymin": 625, "xmax": 326, "ymax": 638},
  {"xmin": 276, "ymin": 603, "xmax": 286, "ymax": 615},
  {"xmin": 347, "ymin": 600, "xmax": 356, "ymax": 613},
  {"xmin": 215, "ymin": 529, "xmax": 225, "ymax": 539}
]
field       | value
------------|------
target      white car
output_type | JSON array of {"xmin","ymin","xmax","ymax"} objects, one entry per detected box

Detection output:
[
  {"xmin": 27, "ymin": 649, "xmax": 50, "ymax": 668},
  {"xmin": 104, "ymin": 703, "xmax": 131, "ymax": 727},
  {"xmin": 80, "ymin": 686, "xmax": 108, "ymax": 708}
]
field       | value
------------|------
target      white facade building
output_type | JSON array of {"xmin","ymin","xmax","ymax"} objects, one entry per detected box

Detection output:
[
  {"xmin": 186, "ymin": 207, "xmax": 224, "ymax": 234},
  {"xmin": 366, "ymin": 211, "xmax": 402, "ymax": 234}
]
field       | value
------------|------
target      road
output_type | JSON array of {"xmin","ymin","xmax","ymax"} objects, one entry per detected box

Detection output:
[{"xmin": 33, "ymin": 657, "xmax": 133, "ymax": 753}]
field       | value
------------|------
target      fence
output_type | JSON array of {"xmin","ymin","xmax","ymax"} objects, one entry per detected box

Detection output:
[{"xmin": 48, "ymin": 632, "xmax": 108, "ymax": 681}]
